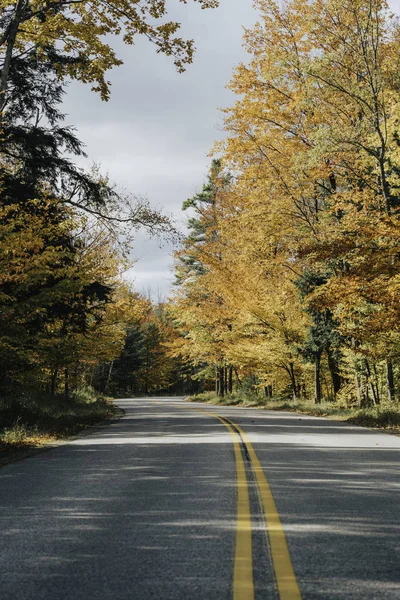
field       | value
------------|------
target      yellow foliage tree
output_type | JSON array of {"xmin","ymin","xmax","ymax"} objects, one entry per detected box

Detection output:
[{"xmin": 170, "ymin": 0, "xmax": 400, "ymax": 404}]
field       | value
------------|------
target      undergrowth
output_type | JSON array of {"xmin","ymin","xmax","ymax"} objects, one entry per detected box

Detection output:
[{"xmin": 0, "ymin": 386, "xmax": 117, "ymax": 454}]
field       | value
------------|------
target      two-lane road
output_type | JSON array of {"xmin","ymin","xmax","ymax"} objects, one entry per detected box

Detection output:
[{"xmin": 1, "ymin": 397, "xmax": 399, "ymax": 599}]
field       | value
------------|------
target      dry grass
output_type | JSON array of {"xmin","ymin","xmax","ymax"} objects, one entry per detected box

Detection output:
[
  {"xmin": 186, "ymin": 391, "xmax": 400, "ymax": 434},
  {"xmin": 0, "ymin": 389, "xmax": 119, "ymax": 466}
]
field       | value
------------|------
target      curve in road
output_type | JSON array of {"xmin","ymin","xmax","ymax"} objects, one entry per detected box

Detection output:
[{"xmin": 1, "ymin": 396, "xmax": 399, "ymax": 600}]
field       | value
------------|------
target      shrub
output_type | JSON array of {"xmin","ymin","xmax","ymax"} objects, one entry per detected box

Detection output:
[
  {"xmin": 2, "ymin": 420, "xmax": 34, "ymax": 445},
  {"xmin": 70, "ymin": 385, "xmax": 99, "ymax": 404},
  {"xmin": 349, "ymin": 406, "xmax": 400, "ymax": 428}
]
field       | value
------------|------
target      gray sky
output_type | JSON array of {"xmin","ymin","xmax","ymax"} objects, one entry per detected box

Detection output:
[{"xmin": 62, "ymin": 0, "xmax": 256, "ymax": 299}]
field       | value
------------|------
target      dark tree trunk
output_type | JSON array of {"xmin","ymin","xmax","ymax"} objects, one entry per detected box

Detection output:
[
  {"xmin": 228, "ymin": 366, "xmax": 233, "ymax": 394},
  {"xmin": 373, "ymin": 363, "xmax": 381, "ymax": 404},
  {"xmin": 51, "ymin": 368, "xmax": 58, "ymax": 398},
  {"xmin": 355, "ymin": 373, "xmax": 363, "ymax": 407},
  {"xmin": 327, "ymin": 350, "xmax": 341, "ymax": 396},
  {"xmin": 218, "ymin": 367, "xmax": 225, "ymax": 398},
  {"xmin": 365, "ymin": 383, "xmax": 370, "ymax": 407},
  {"xmin": 314, "ymin": 353, "xmax": 322, "ymax": 404},
  {"xmin": 64, "ymin": 367, "xmax": 69, "ymax": 402},
  {"xmin": 264, "ymin": 385, "xmax": 272, "ymax": 399},
  {"xmin": 386, "ymin": 360, "xmax": 396, "ymax": 402},
  {"xmin": 89, "ymin": 366, "xmax": 95, "ymax": 387},
  {"xmin": 0, "ymin": 0, "xmax": 26, "ymax": 115},
  {"xmin": 233, "ymin": 367, "xmax": 242, "ymax": 387},
  {"xmin": 289, "ymin": 362, "xmax": 297, "ymax": 401}
]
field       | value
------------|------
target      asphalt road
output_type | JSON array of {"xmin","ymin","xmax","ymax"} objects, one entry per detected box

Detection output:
[{"xmin": 0, "ymin": 397, "xmax": 399, "ymax": 600}]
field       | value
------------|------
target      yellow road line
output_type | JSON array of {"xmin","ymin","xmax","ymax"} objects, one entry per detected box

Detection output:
[
  {"xmin": 224, "ymin": 417, "xmax": 302, "ymax": 600},
  {"xmin": 153, "ymin": 400, "xmax": 300, "ymax": 598},
  {"xmin": 203, "ymin": 412, "xmax": 254, "ymax": 600}
]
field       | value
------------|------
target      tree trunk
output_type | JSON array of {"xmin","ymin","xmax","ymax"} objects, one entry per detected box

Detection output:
[
  {"xmin": 51, "ymin": 368, "xmax": 58, "ymax": 397},
  {"xmin": 314, "ymin": 353, "xmax": 322, "ymax": 404},
  {"xmin": 355, "ymin": 373, "xmax": 362, "ymax": 407},
  {"xmin": 364, "ymin": 359, "xmax": 379, "ymax": 406},
  {"xmin": 233, "ymin": 367, "xmax": 242, "ymax": 387},
  {"xmin": 365, "ymin": 383, "xmax": 370, "ymax": 407},
  {"xmin": 327, "ymin": 351, "xmax": 341, "ymax": 397},
  {"xmin": 89, "ymin": 365, "xmax": 95, "ymax": 387},
  {"xmin": 228, "ymin": 366, "xmax": 233, "ymax": 394},
  {"xmin": 64, "ymin": 367, "xmax": 69, "ymax": 402},
  {"xmin": 386, "ymin": 360, "xmax": 396, "ymax": 402},
  {"xmin": 264, "ymin": 385, "xmax": 272, "ymax": 399},
  {"xmin": 373, "ymin": 363, "xmax": 381, "ymax": 405},
  {"xmin": 105, "ymin": 361, "xmax": 114, "ymax": 395},
  {"xmin": 215, "ymin": 366, "xmax": 219, "ymax": 396},
  {"xmin": 219, "ymin": 367, "xmax": 225, "ymax": 398},
  {"xmin": 0, "ymin": 0, "xmax": 26, "ymax": 115},
  {"xmin": 289, "ymin": 362, "xmax": 297, "ymax": 401}
]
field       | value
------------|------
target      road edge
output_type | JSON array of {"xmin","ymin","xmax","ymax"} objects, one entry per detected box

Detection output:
[
  {"xmin": 184, "ymin": 397, "xmax": 400, "ymax": 437},
  {"xmin": 0, "ymin": 404, "xmax": 125, "ymax": 470}
]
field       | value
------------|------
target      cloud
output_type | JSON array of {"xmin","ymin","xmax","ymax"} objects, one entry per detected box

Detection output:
[{"xmin": 62, "ymin": 0, "xmax": 256, "ymax": 298}]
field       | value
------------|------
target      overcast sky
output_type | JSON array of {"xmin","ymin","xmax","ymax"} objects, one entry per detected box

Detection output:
[{"xmin": 62, "ymin": 0, "xmax": 256, "ymax": 299}]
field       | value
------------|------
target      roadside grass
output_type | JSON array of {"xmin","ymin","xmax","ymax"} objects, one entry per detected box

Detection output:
[
  {"xmin": 0, "ymin": 387, "xmax": 118, "ymax": 463},
  {"xmin": 186, "ymin": 391, "xmax": 400, "ymax": 433}
]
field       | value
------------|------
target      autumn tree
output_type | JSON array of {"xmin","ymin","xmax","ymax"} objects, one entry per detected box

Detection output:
[
  {"xmin": 170, "ymin": 160, "xmax": 237, "ymax": 397},
  {"xmin": 0, "ymin": 199, "xmax": 108, "ymax": 394},
  {"xmin": 0, "ymin": 46, "xmax": 174, "ymax": 239},
  {"xmin": 215, "ymin": 0, "xmax": 400, "ymax": 403},
  {"xmin": 0, "ymin": 45, "xmax": 173, "ymax": 400},
  {"xmin": 0, "ymin": 0, "xmax": 218, "ymax": 108},
  {"xmin": 170, "ymin": 0, "xmax": 400, "ymax": 405},
  {"xmin": 0, "ymin": 0, "xmax": 220, "ymax": 422}
]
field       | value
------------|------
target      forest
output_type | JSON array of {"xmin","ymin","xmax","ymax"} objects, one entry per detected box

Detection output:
[
  {"xmin": 0, "ymin": 0, "xmax": 212, "ymax": 447},
  {"xmin": 1, "ymin": 0, "xmax": 400, "ymax": 450},
  {"xmin": 168, "ymin": 0, "xmax": 400, "ymax": 423}
]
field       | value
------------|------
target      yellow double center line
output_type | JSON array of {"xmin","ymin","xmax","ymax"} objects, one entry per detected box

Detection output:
[
  {"xmin": 201, "ymin": 410, "xmax": 302, "ymax": 600},
  {"xmin": 210, "ymin": 414, "xmax": 254, "ymax": 599}
]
